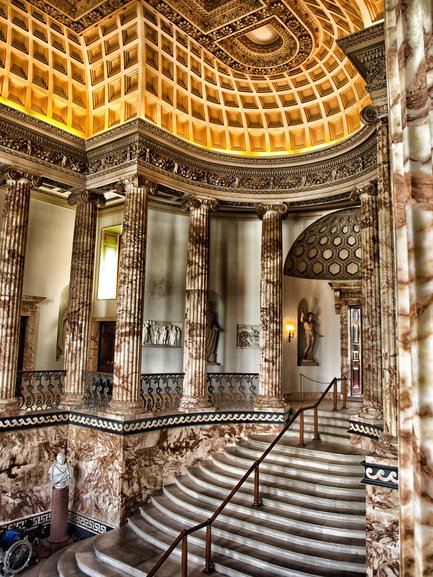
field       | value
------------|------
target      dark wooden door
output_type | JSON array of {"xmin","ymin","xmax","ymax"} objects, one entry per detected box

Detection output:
[{"xmin": 98, "ymin": 321, "xmax": 116, "ymax": 373}]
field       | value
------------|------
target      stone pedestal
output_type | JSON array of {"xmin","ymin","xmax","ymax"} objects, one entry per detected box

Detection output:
[{"xmin": 48, "ymin": 486, "xmax": 70, "ymax": 544}]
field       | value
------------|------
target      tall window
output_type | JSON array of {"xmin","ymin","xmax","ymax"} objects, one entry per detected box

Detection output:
[{"xmin": 97, "ymin": 225, "xmax": 122, "ymax": 299}]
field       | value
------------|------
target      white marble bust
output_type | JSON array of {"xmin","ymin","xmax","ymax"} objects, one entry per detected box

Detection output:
[{"xmin": 48, "ymin": 452, "xmax": 73, "ymax": 489}]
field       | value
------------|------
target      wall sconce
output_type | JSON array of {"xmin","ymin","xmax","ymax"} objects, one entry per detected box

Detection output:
[{"xmin": 285, "ymin": 322, "xmax": 295, "ymax": 343}]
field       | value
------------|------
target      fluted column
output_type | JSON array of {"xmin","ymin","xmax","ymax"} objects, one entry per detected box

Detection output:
[
  {"xmin": 351, "ymin": 183, "xmax": 382, "ymax": 419},
  {"xmin": 385, "ymin": 0, "xmax": 433, "ymax": 573},
  {"xmin": 255, "ymin": 202, "xmax": 288, "ymax": 411},
  {"xmin": 0, "ymin": 170, "xmax": 41, "ymax": 414},
  {"xmin": 61, "ymin": 190, "xmax": 106, "ymax": 409},
  {"xmin": 179, "ymin": 196, "xmax": 219, "ymax": 412},
  {"xmin": 109, "ymin": 177, "xmax": 155, "ymax": 416},
  {"xmin": 362, "ymin": 106, "xmax": 399, "ymax": 437}
]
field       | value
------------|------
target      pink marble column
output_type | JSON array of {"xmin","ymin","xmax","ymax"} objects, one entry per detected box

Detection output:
[
  {"xmin": 109, "ymin": 178, "xmax": 155, "ymax": 416},
  {"xmin": 351, "ymin": 183, "xmax": 382, "ymax": 420},
  {"xmin": 361, "ymin": 106, "xmax": 399, "ymax": 437},
  {"xmin": 179, "ymin": 196, "xmax": 219, "ymax": 412},
  {"xmin": 255, "ymin": 202, "xmax": 288, "ymax": 411},
  {"xmin": 0, "ymin": 170, "xmax": 41, "ymax": 415},
  {"xmin": 385, "ymin": 0, "xmax": 433, "ymax": 574},
  {"xmin": 61, "ymin": 191, "xmax": 106, "ymax": 409}
]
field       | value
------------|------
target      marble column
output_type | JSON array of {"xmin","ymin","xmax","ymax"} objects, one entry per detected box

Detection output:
[
  {"xmin": 255, "ymin": 202, "xmax": 288, "ymax": 411},
  {"xmin": 385, "ymin": 0, "xmax": 433, "ymax": 574},
  {"xmin": 179, "ymin": 196, "xmax": 219, "ymax": 412},
  {"xmin": 361, "ymin": 105, "xmax": 399, "ymax": 438},
  {"xmin": 0, "ymin": 170, "xmax": 41, "ymax": 415},
  {"xmin": 351, "ymin": 183, "xmax": 382, "ymax": 420},
  {"xmin": 109, "ymin": 177, "xmax": 155, "ymax": 416},
  {"xmin": 61, "ymin": 190, "xmax": 106, "ymax": 409}
]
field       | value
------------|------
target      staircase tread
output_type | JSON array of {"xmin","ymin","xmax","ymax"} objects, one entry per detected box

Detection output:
[{"xmin": 132, "ymin": 509, "xmax": 365, "ymax": 577}]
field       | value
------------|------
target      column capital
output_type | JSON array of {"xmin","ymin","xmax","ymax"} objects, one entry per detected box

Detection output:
[
  {"xmin": 67, "ymin": 190, "xmax": 106, "ymax": 209},
  {"xmin": 256, "ymin": 202, "xmax": 288, "ymax": 220},
  {"xmin": 182, "ymin": 196, "xmax": 219, "ymax": 213},
  {"xmin": 3, "ymin": 169, "xmax": 42, "ymax": 188},
  {"xmin": 361, "ymin": 104, "xmax": 388, "ymax": 125},
  {"xmin": 350, "ymin": 181, "xmax": 377, "ymax": 202},
  {"xmin": 115, "ymin": 176, "xmax": 157, "ymax": 194}
]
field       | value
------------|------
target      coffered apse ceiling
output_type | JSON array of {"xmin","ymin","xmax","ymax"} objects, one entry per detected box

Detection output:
[{"xmin": 0, "ymin": 0, "xmax": 383, "ymax": 156}]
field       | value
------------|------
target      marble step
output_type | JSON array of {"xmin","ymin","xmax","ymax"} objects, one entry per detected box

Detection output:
[
  {"xmin": 176, "ymin": 471, "xmax": 365, "ymax": 530},
  {"xmin": 246, "ymin": 434, "xmax": 365, "ymax": 463},
  {"xmin": 133, "ymin": 504, "xmax": 365, "ymax": 577},
  {"xmin": 235, "ymin": 440, "xmax": 364, "ymax": 474},
  {"xmin": 156, "ymin": 484, "xmax": 366, "ymax": 553},
  {"xmin": 208, "ymin": 454, "xmax": 365, "ymax": 498},
  {"xmin": 224, "ymin": 445, "xmax": 364, "ymax": 484},
  {"xmin": 38, "ymin": 536, "xmax": 98, "ymax": 577}
]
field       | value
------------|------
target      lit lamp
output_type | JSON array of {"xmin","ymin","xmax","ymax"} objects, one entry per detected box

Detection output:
[{"xmin": 285, "ymin": 322, "xmax": 295, "ymax": 343}]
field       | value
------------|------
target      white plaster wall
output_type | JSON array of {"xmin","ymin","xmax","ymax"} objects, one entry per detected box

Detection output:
[
  {"xmin": 209, "ymin": 216, "xmax": 261, "ymax": 373},
  {"xmin": 23, "ymin": 198, "xmax": 75, "ymax": 369}
]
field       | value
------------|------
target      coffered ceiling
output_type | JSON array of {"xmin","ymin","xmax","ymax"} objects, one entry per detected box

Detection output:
[{"xmin": 0, "ymin": 0, "xmax": 383, "ymax": 154}]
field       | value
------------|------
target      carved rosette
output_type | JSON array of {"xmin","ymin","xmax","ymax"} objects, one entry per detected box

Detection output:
[
  {"xmin": 0, "ymin": 171, "xmax": 40, "ymax": 413},
  {"xmin": 109, "ymin": 178, "xmax": 156, "ymax": 416},
  {"xmin": 61, "ymin": 190, "xmax": 106, "ymax": 408},
  {"xmin": 255, "ymin": 202, "xmax": 288, "ymax": 411},
  {"xmin": 179, "ymin": 196, "xmax": 219, "ymax": 412}
]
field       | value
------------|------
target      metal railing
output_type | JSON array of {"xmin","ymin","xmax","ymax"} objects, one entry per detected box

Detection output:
[
  {"xmin": 16, "ymin": 370, "xmax": 65, "ymax": 411},
  {"xmin": 81, "ymin": 372, "xmax": 259, "ymax": 413},
  {"xmin": 147, "ymin": 377, "xmax": 343, "ymax": 577}
]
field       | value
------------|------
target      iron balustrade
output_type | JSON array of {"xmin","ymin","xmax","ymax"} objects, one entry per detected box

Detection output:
[
  {"xmin": 140, "ymin": 373, "xmax": 184, "ymax": 413},
  {"xmin": 207, "ymin": 373, "xmax": 258, "ymax": 410},
  {"xmin": 146, "ymin": 376, "xmax": 344, "ymax": 577},
  {"xmin": 83, "ymin": 372, "xmax": 113, "ymax": 411},
  {"xmin": 16, "ymin": 370, "xmax": 65, "ymax": 411}
]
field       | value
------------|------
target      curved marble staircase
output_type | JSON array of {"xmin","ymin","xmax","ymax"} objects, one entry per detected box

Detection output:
[{"xmin": 40, "ymin": 407, "xmax": 367, "ymax": 577}]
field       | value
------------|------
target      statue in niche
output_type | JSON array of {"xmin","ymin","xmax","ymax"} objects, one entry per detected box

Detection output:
[
  {"xmin": 206, "ymin": 300, "xmax": 222, "ymax": 364},
  {"xmin": 300, "ymin": 309, "xmax": 319, "ymax": 362},
  {"xmin": 48, "ymin": 452, "xmax": 73, "ymax": 489}
]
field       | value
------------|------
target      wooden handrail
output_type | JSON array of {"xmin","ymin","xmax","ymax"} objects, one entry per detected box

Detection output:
[{"xmin": 147, "ymin": 376, "xmax": 342, "ymax": 577}]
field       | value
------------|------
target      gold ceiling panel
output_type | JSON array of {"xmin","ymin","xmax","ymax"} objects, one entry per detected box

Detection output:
[{"xmin": 0, "ymin": 0, "xmax": 380, "ymax": 153}]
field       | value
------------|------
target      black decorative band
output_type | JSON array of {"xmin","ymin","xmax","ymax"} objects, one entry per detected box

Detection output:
[
  {"xmin": 0, "ymin": 409, "xmax": 289, "ymax": 435},
  {"xmin": 361, "ymin": 461, "xmax": 398, "ymax": 489},
  {"xmin": 68, "ymin": 512, "xmax": 113, "ymax": 534},
  {"xmin": 348, "ymin": 419, "xmax": 383, "ymax": 439}
]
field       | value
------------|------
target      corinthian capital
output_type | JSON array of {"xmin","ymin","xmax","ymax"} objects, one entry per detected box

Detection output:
[
  {"xmin": 350, "ymin": 181, "xmax": 377, "ymax": 202},
  {"xmin": 182, "ymin": 196, "xmax": 219, "ymax": 213},
  {"xmin": 68, "ymin": 190, "xmax": 106, "ymax": 209},
  {"xmin": 115, "ymin": 176, "xmax": 157, "ymax": 195},
  {"xmin": 3, "ymin": 169, "xmax": 42, "ymax": 188},
  {"xmin": 256, "ymin": 202, "xmax": 289, "ymax": 220}
]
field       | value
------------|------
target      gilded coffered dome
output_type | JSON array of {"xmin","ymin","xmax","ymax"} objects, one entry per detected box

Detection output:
[{"xmin": 0, "ymin": 0, "xmax": 382, "ymax": 154}]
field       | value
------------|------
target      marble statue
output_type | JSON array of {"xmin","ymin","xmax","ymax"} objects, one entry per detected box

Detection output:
[
  {"xmin": 300, "ymin": 309, "xmax": 318, "ymax": 361},
  {"xmin": 206, "ymin": 300, "xmax": 221, "ymax": 363},
  {"xmin": 48, "ymin": 453, "xmax": 73, "ymax": 489}
]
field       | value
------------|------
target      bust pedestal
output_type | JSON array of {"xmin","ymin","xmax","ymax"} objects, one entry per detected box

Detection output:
[{"xmin": 48, "ymin": 486, "xmax": 70, "ymax": 544}]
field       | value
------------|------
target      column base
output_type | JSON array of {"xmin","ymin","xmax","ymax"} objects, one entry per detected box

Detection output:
[
  {"xmin": 357, "ymin": 403, "xmax": 383, "ymax": 424},
  {"xmin": 59, "ymin": 393, "xmax": 84, "ymax": 411},
  {"xmin": 107, "ymin": 399, "xmax": 145, "ymax": 418},
  {"xmin": 178, "ymin": 395, "xmax": 215, "ymax": 413},
  {"xmin": 254, "ymin": 395, "xmax": 288, "ymax": 412},
  {"xmin": 0, "ymin": 397, "xmax": 22, "ymax": 416}
]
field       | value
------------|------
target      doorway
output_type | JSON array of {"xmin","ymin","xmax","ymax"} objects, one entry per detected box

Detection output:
[
  {"xmin": 349, "ymin": 306, "xmax": 362, "ymax": 396},
  {"xmin": 98, "ymin": 321, "xmax": 116, "ymax": 373}
]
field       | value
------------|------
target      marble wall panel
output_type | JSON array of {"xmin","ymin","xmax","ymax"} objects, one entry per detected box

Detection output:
[
  {"xmin": 0, "ymin": 425, "xmax": 68, "ymax": 524},
  {"xmin": 366, "ymin": 485, "xmax": 399, "ymax": 576}
]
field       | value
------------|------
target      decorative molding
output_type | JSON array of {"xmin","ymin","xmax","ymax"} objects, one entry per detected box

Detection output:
[
  {"xmin": 348, "ymin": 419, "xmax": 383, "ymax": 439},
  {"xmin": 0, "ymin": 411, "xmax": 69, "ymax": 432},
  {"xmin": 68, "ymin": 512, "xmax": 113, "ymax": 534},
  {"xmin": 0, "ymin": 511, "xmax": 51, "ymax": 531},
  {"xmin": 361, "ymin": 461, "xmax": 399, "ymax": 489}
]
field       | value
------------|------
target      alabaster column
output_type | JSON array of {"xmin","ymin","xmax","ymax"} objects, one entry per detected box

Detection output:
[
  {"xmin": 351, "ymin": 183, "xmax": 382, "ymax": 419},
  {"xmin": 255, "ymin": 202, "xmax": 288, "ymax": 410},
  {"xmin": 362, "ymin": 106, "xmax": 398, "ymax": 437},
  {"xmin": 61, "ymin": 191, "xmax": 106, "ymax": 409},
  {"xmin": 385, "ymin": 0, "xmax": 433, "ymax": 574},
  {"xmin": 179, "ymin": 196, "xmax": 219, "ymax": 412},
  {"xmin": 109, "ymin": 178, "xmax": 155, "ymax": 416},
  {"xmin": 0, "ymin": 170, "xmax": 41, "ymax": 415}
]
